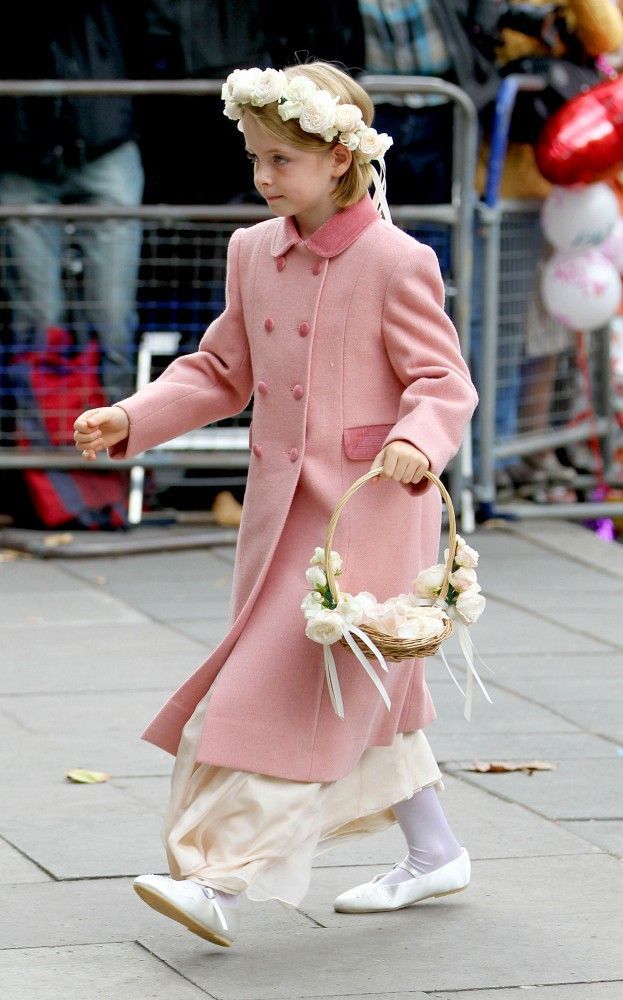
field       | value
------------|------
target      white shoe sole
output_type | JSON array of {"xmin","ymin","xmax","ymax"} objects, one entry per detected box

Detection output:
[{"xmin": 133, "ymin": 881, "xmax": 233, "ymax": 947}]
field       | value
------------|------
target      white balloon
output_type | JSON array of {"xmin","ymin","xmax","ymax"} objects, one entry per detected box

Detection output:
[
  {"xmin": 541, "ymin": 249, "xmax": 622, "ymax": 331},
  {"xmin": 541, "ymin": 183, "xmax": 619, "ymax": 251},
  {"xmin": 600, "ymin": 217, "xmax": 623, "ymax": 273}
]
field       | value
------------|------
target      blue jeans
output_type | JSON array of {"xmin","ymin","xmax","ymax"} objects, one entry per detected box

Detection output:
[{"xmin": 0, "ymin": 141, "xmax": 144, "ymax": 400}]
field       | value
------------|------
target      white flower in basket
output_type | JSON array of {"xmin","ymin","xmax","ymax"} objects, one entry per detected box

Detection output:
[{"xmin": 301, "ymin": 470, "xmax": 492, "ymax": 721}]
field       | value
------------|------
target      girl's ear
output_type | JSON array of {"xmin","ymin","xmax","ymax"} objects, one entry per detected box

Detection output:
[{"xmin": 331, "ymin": 142, "xmax": 352, "ymax": 178}]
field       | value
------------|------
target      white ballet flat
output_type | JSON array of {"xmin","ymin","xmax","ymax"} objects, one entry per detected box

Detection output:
[
  {"xmin": 133, "ymin": 874, "xmax": 240, "ymax": 947},
  {"xmin": 333, "ymin": 849, "xmax": 470, "ymax": 913}
]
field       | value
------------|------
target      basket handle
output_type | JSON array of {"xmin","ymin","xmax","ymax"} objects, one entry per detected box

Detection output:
[{"xmin": 324, "ymin": 468, "xmax": 457, "ymax": 606}]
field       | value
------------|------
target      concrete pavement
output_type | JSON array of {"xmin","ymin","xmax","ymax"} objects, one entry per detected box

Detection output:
[{"xmin": 1, "ymin": 520, "xmax": 622, "ymax": 999}]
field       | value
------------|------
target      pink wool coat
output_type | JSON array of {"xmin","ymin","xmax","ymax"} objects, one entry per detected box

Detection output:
[{"xmin": 111, "ymin": 194, "xmax": 477, "ymax": 782}]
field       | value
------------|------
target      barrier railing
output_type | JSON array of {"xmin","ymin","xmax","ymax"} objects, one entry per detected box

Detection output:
[{"xmin": 0, "ymin": 76, "xmax": 478, "ymax": 526}]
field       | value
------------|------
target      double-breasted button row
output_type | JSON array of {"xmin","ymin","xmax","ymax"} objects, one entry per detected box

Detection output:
[
  {"xmin": 251, "ymin": 442, "xmax": 300, "ymax": 462},
  {"xmin": 264, "ymin": 318, "xmax": 311, "ymax": 338},
  {"xmin": 255, "ymin": 381, "xmax": 304, "ymax": 400}
]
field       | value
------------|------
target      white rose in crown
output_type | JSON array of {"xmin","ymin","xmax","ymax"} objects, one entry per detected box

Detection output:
[
  {"xmin": 455, "ymin": 588, "xmax": 486, "ymax": 625},
  {"xmin": 358, "ymin": 127, "xmax": 393, "ymax": 162},
  {"xmin": 279, "ymin": 75, "xmax": 317, "ymax": 120},
  {"xmin": 334, "ymin": 104, "xmax": 364, "ymax": 133},
  {"xmin": 251, "ymin": 68, "xmax": 288, "ymax": 107},
  {"xmin": 298, "ymin": 90, "xmax": 339, "ymax": 140},
  {"xmin": 229, "ymin": 67, "xmax": 263, "ymax": 104},
  {"xmin": 305, "ymin": 608, "xmax": 344, "ymax": 645}
]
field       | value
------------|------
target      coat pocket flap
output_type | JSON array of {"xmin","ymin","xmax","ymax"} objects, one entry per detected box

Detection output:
[{"xmin": 343, "ymin": 423, "xmax": 395, "ymax": 460}]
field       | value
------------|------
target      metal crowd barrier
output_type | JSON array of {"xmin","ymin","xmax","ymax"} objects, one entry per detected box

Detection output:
[
  {"xmin": 476, "ymin": 75, "xmax": 623, "ymax": 521},
  {"xmin": 0, "ymin": 77, "xmax": 477, "ymax": 526}
]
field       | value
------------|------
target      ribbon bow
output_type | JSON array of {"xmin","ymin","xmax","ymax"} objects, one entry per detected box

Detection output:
[{"xmin": 322, "ymin": 624, "xmax": 391, "ymax": 720}]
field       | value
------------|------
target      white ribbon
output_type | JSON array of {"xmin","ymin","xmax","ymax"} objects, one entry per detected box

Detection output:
[
  {"xmin": 370, "ymin": 160, "xmax": 392, "ymax": 224},
  {"xmin": 322, "ymin": 624, "xmax": 391, "ymax": 720},
  {"xmin": 435, "ymin": 606, "xmax": 493, "ymax": 721}
]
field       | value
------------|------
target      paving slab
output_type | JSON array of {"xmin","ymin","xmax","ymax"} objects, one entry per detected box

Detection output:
[
  {"xmin": 562, "ymin": 820, "xmax": 623, "ymax": 857},
  {"xmin": 0, "ymin": 559, "xmax": 77, "ymax": 593},
  {"xmin": 0, "ymin": 589, "xmax": 147, "ymax": 628},
  {"xmin": 424, "ymin": 681, "xmax": 578, "ymax": 735},
  {"xmin": 547, "ymin": 699, "xmax": 623, "ymax": 742},
  {"xmin": 510, "ymin": 519, "xmax": 623, "ymax": 581},
  {"xmin": 449, "ymin": 758, "xmax": 623, "ymax": 821},
  {"xmin": 165, "ymin": 618, "xmax": 229, "ymax": 646},
  {"xmin": 0, "ymin": 621, "xmax": 204, "ymax": 695},
  {"xmin": 0, "ymin": 838, "xmax": 52, "ymax": 884},
  {"xmin": 439, "ymin": 601, "xmax": 611, "ymax": 657},
  {"xmin": 143, "ymin": 855, "xmax": 623, "ymax": 998},
  {"xmin": 477, "ymin": 555, "xmax": 615, "ymax": 595},
  {"xmin": 433, "ymin": 985, "xmax": 623, "ymax": 1000},
  {"xmin": 0, "ymin": 943, "xmax": 211, "ymax": 1000},
  {"xmin": 429, "ymin": 730, "xmax": 617, "ymax": 763},
  {"xmin": 0, "ymin": 878, "xmax": 310, "ymax": 950}
]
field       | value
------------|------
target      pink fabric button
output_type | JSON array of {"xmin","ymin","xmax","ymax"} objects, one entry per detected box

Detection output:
[
  {"xmin": 264, "ymin": 318, "xmax": 275, "ymax": 332},
  {"xmin": 298, "ymin": 321, "xmax": 310, "ymax": 337},
  {"xmin": 252, "ymin": 443, "xmax": 263, "ymax": 458},
  {"xmin": 289, "ymin": 447, "xmax": 299, "ymax": 462},
  {"xmin": 292, "ymin": 384, "xmax": 304, "ymax": 400},
  {"xmin": 257, "ymin": 381, "xmax": 268, "ymax": 396},
  {"xmin": 277, "ymin": 257, "xmax": 286, "ymax": 272},
  {"xmin": 312, "ymin": 260, "xmax": 323, "ymax": 275}
]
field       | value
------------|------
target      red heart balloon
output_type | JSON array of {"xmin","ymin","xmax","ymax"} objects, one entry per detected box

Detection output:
[{"xmin": 536, "ymin": 76, "xmax": 623, "ymax": 186}]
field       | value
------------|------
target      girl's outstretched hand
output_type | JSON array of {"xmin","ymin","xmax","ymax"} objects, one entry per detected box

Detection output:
[
  {"xmin": 370, "ymin": 440, "xmax": 430, "ymax": 485},
  {"xmin": 73, "ymin": 406, "xmax": 129, "ymax": 461}
]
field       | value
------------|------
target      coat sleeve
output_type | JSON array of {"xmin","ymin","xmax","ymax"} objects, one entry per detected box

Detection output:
[
  {"xmin": 109, "ymin": 228, "xmax": 253, "ymax": 460},
  {"xmin": 380, "ymin": 241, "xmax": 478, "ymax": 494}
]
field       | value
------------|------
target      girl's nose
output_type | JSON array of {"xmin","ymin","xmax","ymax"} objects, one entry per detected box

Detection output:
[{"xmin": 255, "ymin": 163, "xmax": 272, "ymax": 188}]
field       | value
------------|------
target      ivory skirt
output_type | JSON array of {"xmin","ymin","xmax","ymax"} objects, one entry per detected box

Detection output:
[{"xmin": 163, "ymin": 686, "xmax": 442, "ymax": 907}]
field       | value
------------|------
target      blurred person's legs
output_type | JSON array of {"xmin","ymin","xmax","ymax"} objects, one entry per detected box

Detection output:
[{"xmin": 70, "ymin": 141, "xmax": 144, "ymax": 401}]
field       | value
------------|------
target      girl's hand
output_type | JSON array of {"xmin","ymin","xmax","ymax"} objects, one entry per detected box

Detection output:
[
  {"xmin": 370, "ymin": 440, "xmax": 430, "ymax": 485},
  {"xmin": 73, "ymin": 406, "xmax": 129, "ymax": 461}
]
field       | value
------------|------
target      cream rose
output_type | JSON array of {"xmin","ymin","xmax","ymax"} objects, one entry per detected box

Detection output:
[
  {"xmin": 445, "ymin": 535, "xmax": 479, "ymax": 569},
  {"xmin": 306, "ymin": 566, "xmax": 327, "ymax": 589},
  {"xmin": 335, "ymin": 593, "xmax": 366, "ymax": 626},
  {"xmin": 251, "ymin": 68, "xmax": 287, "ymax": 107},
  {"xmin": 396, "ymin": 615, "xmax": 445, "ymax": 641},
  {"xmin": 298, "ymin": 90, "xmax": 338, "ymax": 137},
  {"xmin": 230, "ymin": 68, "xmax": 263, "ymax": 104},
  {"xmin": 414, "ymin": 563, "xmax": 446, "ymax": 598},
  {"xmin": 449, "ymin": 567, "xmax": 479, "ymax": 593},
  {"xmin": 223, "ymin": 100, "xmax": 243, "ymax": 121},
  {"xmin": 309, "ymin": 546, "xmax": 342, "ymax": 575},
  {"xmin": 305, "ymin": 609, "xmax": 344, "ymax": 645},
  {"xmin": 278, "ymin": 75, "xmax": 317, "ymax": 120},
  {"xmin": 455, "ymin": 589, "xmax": 486, "ymax": 624},
  {"xmin": 358, "ymin": 127, "xmax": 393, "ymax": 161},
  {"xmin": 300, "ymin": 590, "xmax": 323, "ymax": 619},
  {"xmin": 338, "ymin": 131, "xmax": 360, "ymax": 151},
  {"xmin": 334, "ymin": 103, "xmax": 363, "ymax": 133}
]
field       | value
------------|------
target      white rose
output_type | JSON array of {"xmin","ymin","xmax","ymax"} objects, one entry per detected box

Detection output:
[
  {"xmin": 358, "ymin": 127, "xmax": 393, "ymax": 161},
  {"xmin": 334, "ymin": 103, "xmax": 363, "ymax": 133},
  {"xmin": 377, "ymin": 605, "xmax": 405, "ymax": 636},
  {"xmin": 305, "ymin": 609, "xmax": 344, "ymax": 645},
  {"xmin": 353, "ymin": 591, "xmax": 380, "ymax": 620},
  {"xmin": 306, "ymin": 566, "xmax": 327, "ymax": 589},
  {"xmin": 278, "ymin": 75, "xmax": 317, "ymax": 120},
  {"xmin": 223, "ymin": 100, "xmax": 243, "ymax": 121},
  {"xmin": 335, "ymin": 593, "xmax": 365, "ymax": 626},
  {"xmin": 445, "ymin": 535, "xmax": 479, "ymax": 569},
  {"xmin": 251, "ymin": 68, "xmax": 287, "ymax": 107},
  {"xmin": 298, "ymin": 90, "xmax": 338, "ymax": 136},
  {"xmin": 455, "ymin": 589, "xmax": 486, "ymax": 624},
  {"xmin": 230, "ymin": 67, "xmax": 263, "ymax": 104},
  {"xmin": 449, "ymin": 567, "xmax": 479, "ymax": 593},
  {"xmin": 414, "ymin": 563, "xmax": 446, "ymax": 598},
  {"xmin": 300, "ymin": 590, "xmax": 323, "ymax": 619},
  {"xmin": 309, "ymin": 546, "xmax": 342, "ymax": 575},
  {"xmin": 338, "ymin": 131, "xmax": 360, "ymax": 151},
  {"xmin": 396, "ymin": 616, "xmax": 445, "ymax": 641}
]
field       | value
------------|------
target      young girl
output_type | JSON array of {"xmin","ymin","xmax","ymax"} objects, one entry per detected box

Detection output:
[{"xmin": 74, "ymin": 62, "xmax": 478, "ymax": 949}]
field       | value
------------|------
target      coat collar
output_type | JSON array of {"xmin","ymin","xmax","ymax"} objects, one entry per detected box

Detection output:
[{"xmin": 270, "ymin": 195, "xmax": 380, "ymax": 259}]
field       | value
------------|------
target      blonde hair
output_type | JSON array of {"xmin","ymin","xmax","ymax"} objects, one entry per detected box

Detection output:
[{"xmin": 241, "ymin": 62, "xmax": 375, "ymax": 209}]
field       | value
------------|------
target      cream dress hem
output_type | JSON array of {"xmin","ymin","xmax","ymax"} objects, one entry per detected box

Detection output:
[{"xmin": 163, "ymin": 685, "xmax": 442, "ymax": 907}]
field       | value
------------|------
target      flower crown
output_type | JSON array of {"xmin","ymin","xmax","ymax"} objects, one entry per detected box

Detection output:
[{"xmin": 221, "ymin": 67, "xmax": 393, "ymax": 164}]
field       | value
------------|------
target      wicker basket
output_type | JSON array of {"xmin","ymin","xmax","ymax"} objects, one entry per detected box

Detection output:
[{"xmin": 323, "ymin": 467, "xmax": 457, "ymax": 661}]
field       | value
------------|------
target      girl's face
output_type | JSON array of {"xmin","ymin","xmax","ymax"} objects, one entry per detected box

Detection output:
[{"xmin": 241, "ymin": 114, "xmax": 351, "ymax": 236}]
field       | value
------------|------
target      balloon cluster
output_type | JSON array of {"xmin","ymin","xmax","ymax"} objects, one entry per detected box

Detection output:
[{"xmin": 541, "ymin": 183, "xmax": 623, "ymax": 331}]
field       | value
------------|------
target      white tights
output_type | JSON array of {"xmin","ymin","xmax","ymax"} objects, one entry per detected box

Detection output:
[{"xmin": 378, "ymin": 784, "xmax": 463, "ymax": 886}]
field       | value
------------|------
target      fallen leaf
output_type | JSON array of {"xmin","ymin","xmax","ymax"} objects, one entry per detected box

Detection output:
[
  {"xmin": 66, "ymin": 769, "xmax": 110, "ymax": 784},
  {"xmin": 43, "ymin": 532, "xmax": 74, "ymax": 548},
  {"xmin": 468, "ymin": 760, "xmax": 556, "ymax": 774},
  {"xmin": 94, "ymin": 575, "xmax": 107, "ymax": 585}
]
